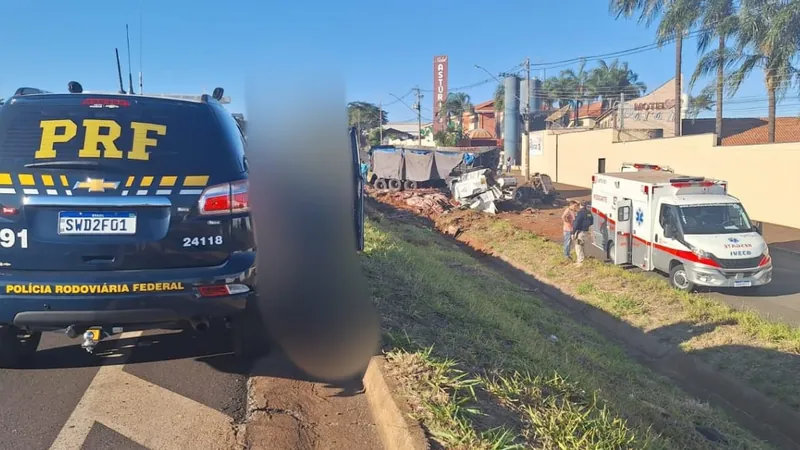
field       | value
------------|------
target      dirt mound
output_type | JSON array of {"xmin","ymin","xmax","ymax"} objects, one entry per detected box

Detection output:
[{"xmin": 372, "ymin": 189, "xmax": 456, "ymax": 218}]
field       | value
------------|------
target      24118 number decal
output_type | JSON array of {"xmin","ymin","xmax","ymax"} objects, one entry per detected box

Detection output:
[
  {"xmin": 183, "ymin": 236, "xmax": 223, "ymax": 247},
  {"xmin": 0, "ymin": 229, "xmax": 28, "ymax": 249}
]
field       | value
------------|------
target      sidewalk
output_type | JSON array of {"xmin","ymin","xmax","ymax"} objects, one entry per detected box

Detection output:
[{"xmin": 762, "ymin": 223, "xmax": 800, "ymax": 254}]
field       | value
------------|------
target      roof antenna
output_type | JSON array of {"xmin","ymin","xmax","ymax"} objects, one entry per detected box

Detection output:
[
  {"xmin": 138, "ymin": 7, "xmax": 143, "ymax": 95},
  {"xmin": 115, "ymin": 48, "xmax": 126, "ymax": 94},
  {"xmin": 126, "ymin": 24, "xmax": 136, "ymax": 95}
]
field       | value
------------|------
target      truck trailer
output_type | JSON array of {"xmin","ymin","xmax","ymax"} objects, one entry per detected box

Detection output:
[{"xmin": 590, "ymin": 170, "xmax": 772, "ymax": 292}]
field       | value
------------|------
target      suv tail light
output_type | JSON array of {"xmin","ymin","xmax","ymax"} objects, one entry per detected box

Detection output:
[{"xmin": 198, "ymin": 180, "xmax": 249, "ymax": 215}]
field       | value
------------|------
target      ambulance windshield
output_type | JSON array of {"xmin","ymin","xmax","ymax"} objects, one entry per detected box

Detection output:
[{"xmin": 677, "ymin": 203, "xmax": 753, "ymax": 235}]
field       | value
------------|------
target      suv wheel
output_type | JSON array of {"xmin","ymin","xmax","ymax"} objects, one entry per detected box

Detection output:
[{"xmin": 0, "ymin": 326, "xmax": 41, "ymax": 368}]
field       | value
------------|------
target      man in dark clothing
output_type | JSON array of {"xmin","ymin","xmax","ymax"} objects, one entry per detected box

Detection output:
[{"xmin": 572, "ymin": 202, "xmax": 593, "ymax": 266}]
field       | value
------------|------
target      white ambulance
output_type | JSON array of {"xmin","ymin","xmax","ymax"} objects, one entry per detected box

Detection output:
[{"xmin": 590, "ymin": 170, "xmax": 772, "ymax": 292}]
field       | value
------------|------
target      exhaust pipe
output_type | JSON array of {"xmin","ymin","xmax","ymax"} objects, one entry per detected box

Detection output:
[{"xmin": 190, "ymin": 318, "xmax": 210, "ymax": 333}]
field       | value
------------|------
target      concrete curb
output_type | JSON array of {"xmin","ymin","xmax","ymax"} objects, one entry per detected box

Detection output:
[{"xmin": 363, "ymin": 356, "xmax": 430, "ymax": 450}]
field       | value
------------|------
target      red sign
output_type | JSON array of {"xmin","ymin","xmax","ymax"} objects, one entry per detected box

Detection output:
[{"xmin": 433, "ymin": 55, "xmax": 449, "ymax": 134}]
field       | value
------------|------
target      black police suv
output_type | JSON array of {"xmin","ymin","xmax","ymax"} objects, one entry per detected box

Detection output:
[{"xmin": 0, "ymin": 85, "xmax": 264, "ymax": 367}]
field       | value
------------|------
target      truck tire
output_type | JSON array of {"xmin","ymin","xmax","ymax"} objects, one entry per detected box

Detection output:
[
  {"xmin": 388, "ymin": 179, "xmax": 402, "ymax": 192},
  {"xmin": 669, "ymin": 264, "xmax": 696, "ymax": 293},
  {"xmin": 403, "ymin": 180, "xmax": 418, "ymax": 190},
  {"xmin": 374, "ymin": 178, "xmax": 388, "ymax": 190},
  {"xmin": 0, "ymin": 326, "xmax": 40, "ymax": 368}
]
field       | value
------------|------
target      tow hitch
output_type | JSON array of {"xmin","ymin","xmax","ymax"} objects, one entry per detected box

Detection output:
[{"xmin": 81, "ymin": 328, "xmax": 103, "ymax": 353}]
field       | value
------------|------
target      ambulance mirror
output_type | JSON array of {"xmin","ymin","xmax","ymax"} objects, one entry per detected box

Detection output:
[
  {"xmin": 753, "ymin": 221, "xmax": 763, "ymax": 235},
  {"xmin": 664, "ymin": 223, "xmax": 677, "ymax": 239}
]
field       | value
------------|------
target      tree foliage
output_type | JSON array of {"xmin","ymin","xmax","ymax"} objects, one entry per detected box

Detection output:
[{"xmin": 347, "ymin": 102, "xmax": 388, "ymax": 133}]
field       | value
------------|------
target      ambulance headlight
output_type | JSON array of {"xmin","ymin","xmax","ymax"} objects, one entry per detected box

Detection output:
[{"xmin": 763, "ymin": 247, "xmax": 770, "ymax": 257}]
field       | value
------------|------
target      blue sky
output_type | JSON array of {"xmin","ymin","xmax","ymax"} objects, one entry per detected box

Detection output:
[{"xmin": 1, "ymin": 0, "xmax": 797, "ymax": 122}]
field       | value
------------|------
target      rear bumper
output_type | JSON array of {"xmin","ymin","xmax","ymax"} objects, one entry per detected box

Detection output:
[{"xmin": 0, "ymin": 251, "xmax": 257, "ymax": 330}]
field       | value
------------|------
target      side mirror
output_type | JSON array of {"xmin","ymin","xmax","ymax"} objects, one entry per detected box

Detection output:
[
  {"xmin": 754, "ymin": 221, "xmax": 763, "ymax": 235},
  {"xmin": 664, "ymin": 224, "xmax": 676, "ymax": 239}
]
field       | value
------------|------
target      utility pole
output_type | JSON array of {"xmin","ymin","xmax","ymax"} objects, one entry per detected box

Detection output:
[
  {"xmin": 523, "ymin": 57, "xmax": 532, "ymax": 181},
  {"xmin": 379, "ymin": 101, "xmax": 383, "ymax": 144},
  {"xmin": 413, "ymin": 87, "xmax": 423, "ymax": 145},
  {"xmin": 619, "ymin": 92, "xmax": 625, "ymax": 129}
]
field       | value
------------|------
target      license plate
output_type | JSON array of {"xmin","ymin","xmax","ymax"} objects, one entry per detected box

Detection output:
[
  {"xmin": 58, "ymin": 212, "xmax": 137, "ymax": 235},
  {"xmin": 734, "ymin": 280, "xmax": 752, "ymax": 288}
]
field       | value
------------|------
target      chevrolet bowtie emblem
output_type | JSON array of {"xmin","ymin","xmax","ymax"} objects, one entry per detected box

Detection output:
[{"xmin": 74, "ymin": 178, "xmax": 120, "ymax": 193}]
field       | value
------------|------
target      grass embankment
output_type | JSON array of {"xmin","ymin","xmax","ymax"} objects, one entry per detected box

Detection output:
[
  {"xmin": 435, "ymin": 211, "xmax": 800, "ymax": 414},
  {"xmin": 363, "ymin": 212, "xmax": 767, "ymax": 449}
]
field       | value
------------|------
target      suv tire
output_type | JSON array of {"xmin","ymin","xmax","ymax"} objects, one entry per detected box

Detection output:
[
  {"xmin": 0, "ymin": 326, "xmax": 41, "ymax": 368},
  {"xmin": 230, "ymin": 303, "xmax": 271, "ymax": 359}
]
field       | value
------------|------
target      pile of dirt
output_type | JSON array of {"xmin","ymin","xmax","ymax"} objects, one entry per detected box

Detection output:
[{"xmin": 373, "ymin": 189, "xmax": 456, "ymax": 218}]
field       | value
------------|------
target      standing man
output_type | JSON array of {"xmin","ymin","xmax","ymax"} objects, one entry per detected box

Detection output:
[
  {"xmin": 572, "ymin": 201, "xmax": 593, "ymax": 266},
  {"xmin": 562, "ymin": 201, "xmax": 579, "ymax": 260}
]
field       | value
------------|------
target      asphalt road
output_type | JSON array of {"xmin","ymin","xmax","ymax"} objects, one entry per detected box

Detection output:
[
  {"xmin": 709, "ymin": 246, "xmax": 800, "ymax": 326},
  {"xmin": 0, "ymin": 328, "xmax": 250, "ymax": 450}
]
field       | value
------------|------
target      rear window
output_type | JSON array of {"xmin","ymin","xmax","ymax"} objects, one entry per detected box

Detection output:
[{"xmin": 0, "ymin": 96, "xmax": 244, "ymax": 177}]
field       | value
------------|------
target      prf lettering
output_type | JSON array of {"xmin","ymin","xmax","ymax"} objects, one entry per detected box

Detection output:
[{"xmin": 34, "ymin": 119, "xmax": 167, "ymax": 161}]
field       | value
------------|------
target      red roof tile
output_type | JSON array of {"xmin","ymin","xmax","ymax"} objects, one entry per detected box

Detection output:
[{"xmin": 682, "ymin": 117, "xmax": 800, "ymax": 146}]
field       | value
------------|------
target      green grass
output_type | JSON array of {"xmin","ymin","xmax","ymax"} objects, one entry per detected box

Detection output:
[
  {"xmin": 363, "ymin": 213, "xmax": 768, "ymax": 449},
  {"xmin": 434, "ymin": 211, "xmax": 800, "ymax": 413}
]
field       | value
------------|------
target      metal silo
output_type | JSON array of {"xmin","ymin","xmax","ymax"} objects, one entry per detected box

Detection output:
[{"xmin": 503, "ymin": 75, "xmax": 520, "ymax": 164}]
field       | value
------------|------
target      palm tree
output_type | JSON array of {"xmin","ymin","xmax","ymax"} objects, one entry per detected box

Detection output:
[
  {"xmin": 610, "ymin": 0, "xmax": 699, "ymax": 136},
  {"xmin": 493, "ymin": 83, "xmax": 505, "ymax": 112},
  {"xmin": 589, "ymin": 59, "xmax": 648, "ymax": 109},
  {"xmin": 672, "ymin": 0, "xmax": 737, "ymax": 145},
  {"xmin": 686, "ymin": 85, "xmax": 716, "ymax": 121},
  {"xmin": 560, "ymin": 59, "xmax": 594, "ymax": 126},
  {"xmin": 727, "ymin": 0, "xmax": 800, "ymax": 142},
  {"xmin": 443, "ymin": 92, "xmax": 473, "ymax": 122}
]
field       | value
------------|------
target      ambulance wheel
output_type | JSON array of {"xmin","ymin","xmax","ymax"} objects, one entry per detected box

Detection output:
[
  {"xmin": 374, "ymin": 179, "xmax": 388, "ymax": 190},
  {"xmin": 403, "ymin": 180, "xmax": 418, "ymax": 190},
  {"xmin": 388, "ymin": 179, "xmax": 402, "ymax": 191},
  {"xmin": 669, "ymin": 264, "xmax": 696, "ymax": 293},
  {"xmin": 0, "ymin": 326, "xmax": 40, "ymax": 368}
]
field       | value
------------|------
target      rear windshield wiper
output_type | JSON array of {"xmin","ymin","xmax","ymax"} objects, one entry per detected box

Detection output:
[{"xmin": 24, "ymin": 161, "xmax": 125, "ymax": 173}]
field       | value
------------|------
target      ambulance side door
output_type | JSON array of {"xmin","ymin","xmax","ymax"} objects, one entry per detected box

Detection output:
[{"xmin": 613, "ymin": 199, "xmax": 633, "ymax": 265}]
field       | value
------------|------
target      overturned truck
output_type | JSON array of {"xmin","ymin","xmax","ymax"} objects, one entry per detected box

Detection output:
[{"xmin": 367, "ymin": 144, "xmax": 522, "ymax": 213}]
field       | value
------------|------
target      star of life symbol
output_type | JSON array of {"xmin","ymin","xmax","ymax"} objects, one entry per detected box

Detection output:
[
  {"xmin": 728, "ymin": 237, "xmax": 739, "ymax": 243},
  {"xmin": 635, "ymin": 208, "xmax": 644, "ymax": 226}
]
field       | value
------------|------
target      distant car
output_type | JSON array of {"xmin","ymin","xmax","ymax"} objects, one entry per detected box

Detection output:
[{"xmin": 0, "ymin": 85, "xmax": 265, "ymax": 367}]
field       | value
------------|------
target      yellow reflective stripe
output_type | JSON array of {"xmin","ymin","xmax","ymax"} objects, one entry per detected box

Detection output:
[
  {"xmin": 0, "ymin": 174, "xmax": 11, "ymax": 185},
  {"xmin": 18, "ymin": 174, "xmax": 35, "ymax": 186},
  {"xmin": 140, "ymin": 176, "xmax": 154, "ymax": 187},
  {"xmin": 60, "ymin": 175, "xmax": 70, "ymax": 187},
  {"xmin": 125, "ymin": 176, "xmax": 135, "ymax": 188},
  {"xmin": 159, "ymin": 176, "xmax": 178, "ymax": 187},
  {"xmin": 42, "ymin": 175, "xmax": 55, "ymax": 186},
  {"xmin": 183, "ymin": 176, "xmax": 209, "ymax": 187}
]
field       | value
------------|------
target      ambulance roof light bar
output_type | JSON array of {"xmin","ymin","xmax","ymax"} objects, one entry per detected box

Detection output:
[{"xmin": 669, "ymin": 176, "xmax": 705, "ymax": 183}]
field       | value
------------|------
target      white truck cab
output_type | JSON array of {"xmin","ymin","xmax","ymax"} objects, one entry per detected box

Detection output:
[{"xmin": 590, "ymin": 170, "xmax": 772, "ymax": 292}]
